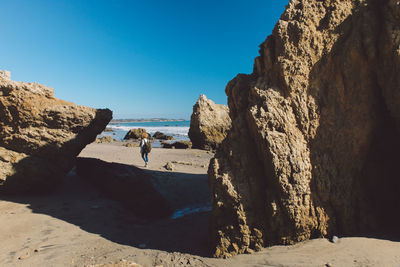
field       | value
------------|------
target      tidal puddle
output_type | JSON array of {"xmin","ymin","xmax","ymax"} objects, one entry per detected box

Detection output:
[{"xmin": 171, "ymin": 205, "xmax": 212, "ymax": 219}]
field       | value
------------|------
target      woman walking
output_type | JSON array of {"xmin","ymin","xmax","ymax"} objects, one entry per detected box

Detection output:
[{"xmin": 139, "ymin": 133, "xmax": 151, "ymax": 167}]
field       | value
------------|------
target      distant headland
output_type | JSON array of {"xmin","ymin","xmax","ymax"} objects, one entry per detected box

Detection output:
[{"xmin": 110, "ymin": 118, "xmax": 187, "ymax": 123}]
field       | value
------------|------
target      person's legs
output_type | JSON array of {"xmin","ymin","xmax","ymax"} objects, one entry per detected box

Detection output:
[{"xmin": 141, "ymin": 152, "xmax": 148, "ymax": 166}]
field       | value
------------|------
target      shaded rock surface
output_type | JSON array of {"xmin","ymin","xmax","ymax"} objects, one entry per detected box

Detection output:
[
  {"xmin": 76, "ymin": 157, "xmax": 173, "ymax": 220},
  {"xmin": 188, "ymin": 95, "xmax": 231, "ymax": 151},
  {"xmin": 0, "ymin": 73, "xmax": 112, "ymax": 193},
  {"xmin": 124, "ymin": 128, "xmax": 148, "ymax": 140},
  {"xmin": 208, "ymin": 0, "xmax": 400, "ymax": 258}
]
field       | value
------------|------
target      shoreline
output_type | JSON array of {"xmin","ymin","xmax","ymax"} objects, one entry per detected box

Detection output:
[
  {"xmin": 100, "ymin": 122, "xmax": 191, "ymax": 143},
  {"xmin": 110, "ymin": 119, "xmax": 187, "ymax": 124}
]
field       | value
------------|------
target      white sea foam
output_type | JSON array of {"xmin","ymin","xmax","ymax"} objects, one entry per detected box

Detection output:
[{"xmin": 110, "ymin": 125, "xmax": 189, "ymax": 136}]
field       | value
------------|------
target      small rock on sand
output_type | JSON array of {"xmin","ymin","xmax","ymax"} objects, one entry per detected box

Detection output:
[
  {"xmin": 164, "ymin": 162, "xmax": 175, "ymax": 171},
  {"xmin": 331, "ymin": 236, "xmax": 339, "ymax": 243}
]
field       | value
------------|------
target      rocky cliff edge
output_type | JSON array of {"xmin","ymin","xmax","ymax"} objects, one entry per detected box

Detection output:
[{"xmin": 0, "ymin": 73, "xmax": 112, "ymax": 193}]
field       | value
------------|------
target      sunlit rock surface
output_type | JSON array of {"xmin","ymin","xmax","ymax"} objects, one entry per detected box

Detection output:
[
  {"xmin": 0, "ymin": 72, "xmax": 112, "ymax": 193},
  {"xmin": 189, "ymin": 94, "xmax": 231, "ymax": 151},
  {"xmin": 208, "ymin": 0, "xmax": 400, "ymax": 257}
]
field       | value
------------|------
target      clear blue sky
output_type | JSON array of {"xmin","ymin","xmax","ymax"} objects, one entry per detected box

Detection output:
[{"xmin": 1, "ymin": 0, "xmax": 287, "ymax": 119}]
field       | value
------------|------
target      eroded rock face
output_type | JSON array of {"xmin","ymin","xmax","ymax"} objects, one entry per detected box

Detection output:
[
  {"xmin": 208, "ymin": 0, "xmax": 400, "ymax": 258},
  {"xmin": 0, "ymin": 70, "xmax": 11, "ymax": 81},
  {"xmin": 0, "ymin": 73, "xmax": 112, "ymax": 193},
  {"xmin": 188, "ymin": 95, "xmax": 231, "ymax": 150}
]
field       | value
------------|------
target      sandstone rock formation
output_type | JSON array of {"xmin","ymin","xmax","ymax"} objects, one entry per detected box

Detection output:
[
  {"xmin": 188, "ymin": 95, "xmax": 231, "ymax": 150},
  {"xmin": 161, "ymin": 141, "xmax": 192, "ymax": 149},
  {"xmin": 0, "ymin": 72, "xmax": 112, "ymax": 193},
  {"xmin": 153, "ymin": 131, "xmax": 174, "ymax": 140},
  {"xmin": 95, "ymin": 136, "xmax": 115, "ymax": 143},
  {"xmin": 0, "ymin": 70, "xmax": 11, "ymax": 81},
  {"xmin": 77, "ymin": 157, "xmax": 173, "ymax": 219},
  {"xmin": 124, "ymin": 128, "xmax": 148, "ymax": 140},
  {"xmin": 208, "ymin": 0, "xmax": 400, "ymax": 258}
]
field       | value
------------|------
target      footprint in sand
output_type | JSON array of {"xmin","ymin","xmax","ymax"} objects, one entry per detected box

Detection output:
[
  {"xmin": 41, "ymin": 228, "xmax": 53, "ymax": 236},
  {"xmin": 17, "ymin": 248, "xmax": 31, "ymax": 260},
  {"xmin": 17, "ymin": 246, "xmax": 47, "ymax": 260}
]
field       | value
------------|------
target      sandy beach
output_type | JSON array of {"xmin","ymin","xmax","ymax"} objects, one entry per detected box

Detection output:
[{"xmin": 0, "ymin": 142, "xmax": 400, "ymax": 267}]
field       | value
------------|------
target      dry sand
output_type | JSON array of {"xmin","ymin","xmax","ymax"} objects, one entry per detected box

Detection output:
[{"xmin": 0, "ymin": 141, "xmax": 399, "ymax": 266}]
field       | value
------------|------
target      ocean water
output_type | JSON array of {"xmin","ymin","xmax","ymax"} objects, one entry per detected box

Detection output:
[{"xmin": 99, "ymin": 120, "xmax": 191, "ymax": 142}]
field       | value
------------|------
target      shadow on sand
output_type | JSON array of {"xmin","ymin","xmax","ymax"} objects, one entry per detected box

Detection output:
[{"xmin": 0, "ymin": 158, "xmax": 213, "ymax": 257}]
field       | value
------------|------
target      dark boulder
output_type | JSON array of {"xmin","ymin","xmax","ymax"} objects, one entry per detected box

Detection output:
[
  {"xmin": 161, "ymin": 141, "xmax": 192, "ymax": 149},
  {"xmin": 153, "ymin": 131, "xmax": 174, "ymax": 140}
]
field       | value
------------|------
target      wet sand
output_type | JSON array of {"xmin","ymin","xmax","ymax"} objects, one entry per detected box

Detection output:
[{"xmin": 0, "ymin": 142, "xmax": 399, "ymax": 266}]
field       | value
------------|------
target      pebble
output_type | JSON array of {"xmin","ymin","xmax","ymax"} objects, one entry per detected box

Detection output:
[{"xmin": 331, "ymin": 235, "xmax": 339, "ymax": 243}]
